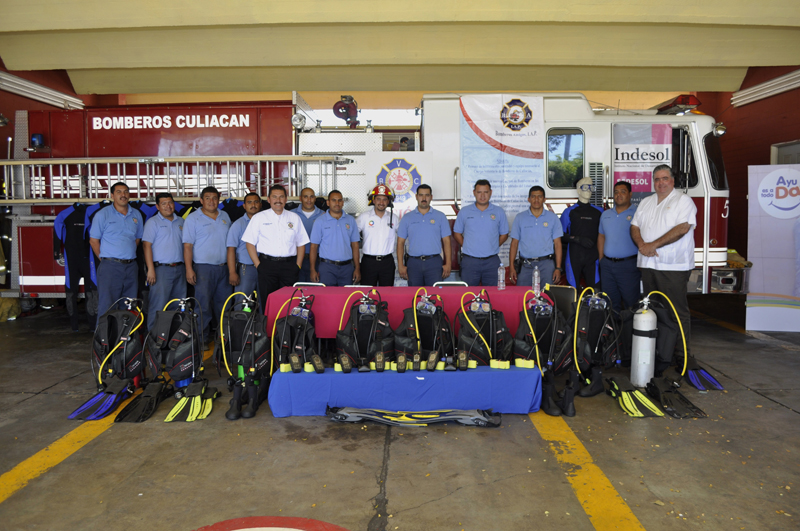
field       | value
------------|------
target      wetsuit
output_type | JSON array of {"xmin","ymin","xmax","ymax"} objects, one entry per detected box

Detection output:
[
  {"xmin": 560, "ymin": 201, "xmax": 603, "ymax": 289},
  {"xmin": 54, "ymin": 203, "xmax": 97, "ymax": 331}
]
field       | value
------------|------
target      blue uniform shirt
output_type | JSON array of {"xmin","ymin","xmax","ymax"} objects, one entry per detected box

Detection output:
[
  {"xmin": 510, "ymin": 209, "xmax": 563, "ymax": 258},
  {"xmin": 397, "ymin": 207, "xmax": 451, "ymax": 256},
  {"xmin": 183, "ymin": 209, "xmax": 232, "ymax": 265},
  {"xmin": 142, "ymin": 212, "xmax": 185, "ymax": 264},
  {"xmin": 310, "ymin": 212, "xmax": 359, "ymax": 261},
  {"xmin": 298, "ymin": 207, "xmax": 325, "ymax": 253},
  {"xmin": 453, "ymin": 203, "xmax": 509, "ymax": 257},
  {"xmin": 599, "ymin": 204, "xmax": 639, "ymax": 258},
  {"xmin": 89, "ymin": 204, "xmax": 144, "ymax": 260},
  {"xmin": 226, "ymin": 214, "xmax": 254, "ymax": 265}
]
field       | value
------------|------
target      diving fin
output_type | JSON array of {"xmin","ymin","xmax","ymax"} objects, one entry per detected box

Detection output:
[
  {"xmin": 683, "ymin": 357, "xmax": 724, "ymax": 391},
  {"xmin": 69, "ymin": 379, "xmax": 133, "ymax": 421},
  {"xmin": 164, "ymin": 380, "xmax": 207, "ymax": 423},
  {"xmin": 646, "ymin": 377, "xmax": 707, "ymax": 419},
  {"xmin": 326, "ymin": 406, "xmax": 502, "ymax": 428},
  {"xmin": 115, "ymin": 381, "xmax": 172, "ymax": 423},
  {"xmin": 605, "ymin": 376, "xmax": 664, "ymax": 418},
  {"xmin": 193, "ymin": 387, "xmax": 219, "ymax": 421}
]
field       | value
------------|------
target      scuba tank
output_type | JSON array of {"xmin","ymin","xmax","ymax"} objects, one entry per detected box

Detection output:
[{"xmin": 630, "ymin": 298, "xmax": 659, "ymax": 387}]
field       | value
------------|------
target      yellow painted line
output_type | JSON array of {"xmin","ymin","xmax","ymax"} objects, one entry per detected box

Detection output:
[
  {"xmin": 0, "ymin": 391, "xmax": 139, "ymax": 505},
  {"xmin": 690, "ymin": 310, "xmax": 746, "ymax": 335},
  {"xmin": 529, "ymin": 413, "xmax": 646, "ymax": 531}
]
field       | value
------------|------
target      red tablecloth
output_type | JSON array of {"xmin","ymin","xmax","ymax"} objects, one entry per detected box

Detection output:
[{"xmin": 264, "ymin": 286, "xmax": 534, "ymax": 338}]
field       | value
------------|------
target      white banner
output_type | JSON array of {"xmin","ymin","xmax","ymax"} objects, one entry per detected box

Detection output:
[
  {"xmin": 746, "ymin": 164, "xmax": 800, "ymax": 331},
  {"xmin": 612, "ymin": 123, "xmax": 672, "ymax": 205},
  {"xmin": 459, "ymin": 95, "xmax": 545, "ymax": 264}
]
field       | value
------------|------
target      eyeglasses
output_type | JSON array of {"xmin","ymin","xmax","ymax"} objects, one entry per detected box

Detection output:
[{"xmin": 579, "ymin": 184, "xmax": 595, "ymax": 192}]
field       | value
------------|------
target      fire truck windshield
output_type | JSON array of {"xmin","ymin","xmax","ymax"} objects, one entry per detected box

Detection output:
[{"xmin": 704, "ymin": 134, "xmax": 729, "ymax": 190}]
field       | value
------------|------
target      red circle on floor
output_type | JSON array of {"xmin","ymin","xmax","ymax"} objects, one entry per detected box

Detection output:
[{"xmin": 194, "ymin": 516, "xmax": 351, "ymax": 531}]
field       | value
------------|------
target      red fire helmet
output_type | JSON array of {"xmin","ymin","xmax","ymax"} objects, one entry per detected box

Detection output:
[{"xmin": 368, "ymin": 184, "xmax": 395, "ymax": 205}]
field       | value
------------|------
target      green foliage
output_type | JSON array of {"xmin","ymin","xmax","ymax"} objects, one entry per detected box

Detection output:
[{"xmin": 548, "ymin": 153, "xmax": 584, "ymax": 188}]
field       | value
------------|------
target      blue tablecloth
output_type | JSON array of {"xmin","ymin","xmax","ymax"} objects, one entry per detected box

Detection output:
[{"xmin": 268, "ymin": 366, "xmax": 541, "ymax": 417}]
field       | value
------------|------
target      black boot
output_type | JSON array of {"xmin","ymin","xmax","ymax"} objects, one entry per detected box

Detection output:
[
  {"xmin": 241, "ymin": 384, "xmax": 259, "ymax": 419},
  {"xmin": 541, "ymin": 373, "xmax": 562, "ymax": 417},
  {"xmin": 559, "ymin": 370, "xmax": 578, "ymax": 417},
  {"xmin": 558, "ymin": 369, "xmax": 581, "ymax": 399},
  {"xmin": 578, "ymin": 366, "xmax": 605, "ymax": 397},
  {"xmin": 225, "ymin": 384, "xmax": 243, "ymax": 421}
]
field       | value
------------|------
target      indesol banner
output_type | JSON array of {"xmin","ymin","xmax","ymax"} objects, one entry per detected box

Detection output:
[{"xmin": 612, "ymin": 124, "xmax": 672, "ymax": 205}]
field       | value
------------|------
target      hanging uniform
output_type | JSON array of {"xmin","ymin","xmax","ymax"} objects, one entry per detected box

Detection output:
[
  {"xmin": 560, "ymin": 202, "xmax": 603, "ymax": 289},
  {"xmin": 54, "ymin": 203, "xmax": 97, "ymax": 331}
]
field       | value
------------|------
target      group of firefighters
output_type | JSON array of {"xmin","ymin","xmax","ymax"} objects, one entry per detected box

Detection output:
[{"xmin": 83, "ymin": 163, "xmax": 696, "ymax": 350}]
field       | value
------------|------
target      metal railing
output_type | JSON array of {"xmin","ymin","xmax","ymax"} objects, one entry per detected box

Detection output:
[{"xmin": 0, "ymin": 155, "xmax": 344, "ymax": 200}]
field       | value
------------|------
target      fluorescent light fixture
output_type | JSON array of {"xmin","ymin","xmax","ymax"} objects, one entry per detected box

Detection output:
[
  {"xmin": 0, "ymin": 71, "xmax": 85, "ymax": 110},
  {"xmin": 731, "ymin": 69, "xmax": 800, "ymax": 107}
]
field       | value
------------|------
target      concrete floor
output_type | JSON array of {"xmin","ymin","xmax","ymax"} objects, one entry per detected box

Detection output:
[{"xmin": 0, "ymin": 305, "xmax": 798, "ymax": 531}]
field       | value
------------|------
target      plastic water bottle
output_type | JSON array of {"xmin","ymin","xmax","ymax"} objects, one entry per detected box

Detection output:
[
  {"xmin": 497, "ymin": 263, "xmax": 506, "ymax": 290},
  {"xmin": 533, "ymin": 266, "xmax": 540, "ymax": 297}
]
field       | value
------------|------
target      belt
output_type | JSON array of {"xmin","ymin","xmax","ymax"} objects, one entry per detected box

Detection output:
[
  {"xmin": 521, "ymin": 254, "xmax": 554, "ymax": 264},
  {"xmin": 462, "ymin": 254, "xmax": 497, "ymax": 260},
  {"xmin": 605, "ymin": 255, "xmax": 637, "ymax": 262},
  {"xmin": 104, "ymin": 257, "xmax": 135, "ymax": 264},
  {"xmin": 363, "ymin": 254, "xmax": 393, "ymax": 261},
  {"xmin": 236, "ymin": 262, "xmax": 254, "ymax": 270},
  {"xmin": 258, "ymin": 254, "xmax": 295, "ymax": 262},
  {"xmin": 320, "ymin": 258, "xmax": 353, "ymax": 266},
  {"xmin": 409, "ymin": 254, "xmax": 439, "ymax": 261},
  {"xmin": 153, "ymin": 261, "xmax": 183, "ymax": 267}
]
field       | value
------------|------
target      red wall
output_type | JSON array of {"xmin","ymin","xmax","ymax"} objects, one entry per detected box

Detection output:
[
  {"xmin": 0, "ymin": 57, "xmax": 117, "ymax": 159},
  {"xmin": 696, "ymin": 66, "xmax": 800, "ymax": 259}
]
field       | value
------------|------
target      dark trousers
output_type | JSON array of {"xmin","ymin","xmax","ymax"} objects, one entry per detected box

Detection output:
[
  {"xmin": 194, "ymin": 263, "xmax": 232, "ymax": 340},
  {"xmin": 565, "ymin": 245, "xmax": 600, "ymax": 289},
  {"xmin": 64, "ymin": 250, "xmax": 96, "ymax": 331},
  {"xmin": 599, "ymin": 257, "xmax": 641, "ymax": 314},
  {"xmin": 460, "ymin": 254, "xmax": 501, "ymax": 286},
  {"xmin": 147, "ymin": 264, "xmax": 187, "ymax": 331},
  {"xmin": 517, "ymin": 259, "xmax": 556, "ymax": 289},
  {"xmin": 640, "ymin": 268, "xmax": 692, "ymax": 356},
  {"xmin": 318, "ymin": 261, "xmax": 354, "ymax": 287},
  {"xmin": 360, "ymin": 255, "xmax": 396, "ymax": 286},
  {"xmin": 96, "ymin": 260, "xmax": 138, "ymax": 327},
  {"xmin": 407, "ymin": 255, "xmax": 443, "ymax": 286},
  {"xmin": 257, "ymin": 259, "xmax": 300, "ymax": 310}
]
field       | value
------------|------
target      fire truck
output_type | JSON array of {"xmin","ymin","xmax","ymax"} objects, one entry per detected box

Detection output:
[{"xmin": 0, "ymin": 92, "xmax": 742, "ymax": 303}]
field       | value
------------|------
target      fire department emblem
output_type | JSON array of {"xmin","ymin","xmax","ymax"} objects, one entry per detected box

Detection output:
[
  {"xmin": 133, "ymin": 218, "xmax": 138, "ymax": 224},
  {"xmin": 544, "ymin": 222, "xmax": 548, "ymax": 227},
  {"xmin": 430, "ymin": 219, "xmax": 435, "ymax": 224},
  {"xmin": 288, "ymin": 222, "xmax": 293, "ymax": 228},
  {"xmin": 346, "ymin": 224, "xmax": 350, "ymax": 230},
  {"xmin": 627, "ymin": 215, "xmax": 632, "ymax": 221},
  {"xmin": 376, "ymin": 158, "xmax": 421, "ymax": 204},
  {"xmin": 500, "ymin": 99, "xmax": 532, "ymax": 131},
  {"xmin": 490, "ymin": 214, "xmax": 496, "ymax": 220}
]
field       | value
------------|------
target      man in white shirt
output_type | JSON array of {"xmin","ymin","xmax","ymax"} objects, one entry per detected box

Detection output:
[
  {"xmin": 631, "ymin": 164, "xmax": 697, "ymax": 352},
  {"xmin": 356, "ymin": 185, "xmax": 398, "ymax": 286},
  {"xmin": 242, "ymin": 185, "xmax": 310, "ymax": 306}
]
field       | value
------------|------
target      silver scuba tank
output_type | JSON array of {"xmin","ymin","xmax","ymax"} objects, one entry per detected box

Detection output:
[{"xmin": 630, "ymin": 301, "xmax": 658, "ymax": 387}]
